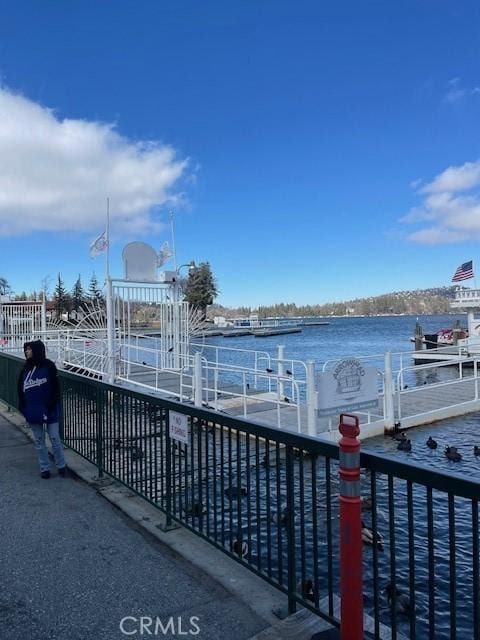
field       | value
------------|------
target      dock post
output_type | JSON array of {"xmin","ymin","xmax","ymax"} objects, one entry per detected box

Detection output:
[
  {"xmin": 194, "ymin": 352, "xmax": 203, "ymax": 407},
  {"xmin": 414, "ymin": 321, "xmax": 423, "ymax": 352},
  {"xmin": 339, "ymin": 413, "xmax": 363, "ymax": 640},
  {"xmin": 384, "ymin": 352, "xmax": 395, "ymax": 430},
  {"xmin": 306, "ymin": 360, "xmax": 317, "ymax": 436}
]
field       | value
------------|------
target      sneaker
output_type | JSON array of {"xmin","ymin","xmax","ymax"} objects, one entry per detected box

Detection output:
[
  {"xmin": 41, "ymin": 470, "xmax": 51, "ymax": 479},
  {"xmin": 58, "ymin": 467, "xmax": 67, "ymax": 477}
]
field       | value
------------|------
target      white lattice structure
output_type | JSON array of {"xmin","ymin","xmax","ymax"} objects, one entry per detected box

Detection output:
[{"xmin": 0, "ymin": 300, "xmax": 46, "ymax": 347}]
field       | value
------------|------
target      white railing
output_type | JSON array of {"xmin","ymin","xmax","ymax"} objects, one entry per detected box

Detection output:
[
  {"xmin": 453, "ymin": 289, "xmax": 480, "ymax": 302},
  {"xmin": 114, "ymin": 338, "xmax": 309, "ymax": 431}
]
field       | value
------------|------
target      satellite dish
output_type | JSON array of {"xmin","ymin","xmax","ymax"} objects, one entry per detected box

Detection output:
[{"xmin": 122, "ymin": 242, "xmax": 158, "ymax": 281}]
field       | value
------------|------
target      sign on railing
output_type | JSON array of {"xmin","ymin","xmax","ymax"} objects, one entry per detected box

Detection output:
[
  {"xmin": 169, "ymin": 410, "xmax": 190, "ymax": 444},
  {"xmin": 317, "ymin": 358, "xmax": 378, "ymax": 416}
]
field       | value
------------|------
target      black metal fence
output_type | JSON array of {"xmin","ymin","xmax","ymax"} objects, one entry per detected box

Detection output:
[{"xmin": 2, "ymin": 350, "xmax": 479, "ymax": 639}]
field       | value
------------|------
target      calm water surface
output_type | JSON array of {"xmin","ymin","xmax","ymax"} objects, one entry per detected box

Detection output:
[{"xmin": 197, "ymin": 314, "xmax": 479, "ymax": 639}]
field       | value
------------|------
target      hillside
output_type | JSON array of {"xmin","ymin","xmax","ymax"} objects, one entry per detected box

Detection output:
[{"xmin": 210, "ymin": 286, "xmax": 464, "ymax": 318}]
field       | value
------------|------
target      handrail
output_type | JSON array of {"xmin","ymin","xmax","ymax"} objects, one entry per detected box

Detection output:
[{"xmin": 3, "ymin": 349, "xmax": 479, "ymax": 638}]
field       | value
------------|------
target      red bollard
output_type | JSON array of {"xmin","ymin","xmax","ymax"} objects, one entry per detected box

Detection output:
[{"xmin": 339, "ymin": 413, "xmax": 363, "ymax": 640}]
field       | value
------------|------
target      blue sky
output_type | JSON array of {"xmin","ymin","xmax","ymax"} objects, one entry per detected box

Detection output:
[{"xmin": 1, "ymin": 1, "xmax": 480, "ymax": 307}]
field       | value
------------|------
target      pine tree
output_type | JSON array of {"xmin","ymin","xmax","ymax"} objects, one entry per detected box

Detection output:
[
  {"xmin": 0, "ymin": 277, "xmax": 10, "ymax": 295},
  {"xmin": 72, "ymin": 275, "xmax": 86, "ymax": 314},
  {"xmin": 53, "ymin": 273, "xmax": 69, "ymax": 319},
  {"xmin": 89, "ymin": 272, "xmax": 105, "ymax": 305},
  {"xmin": 183, "ymin": 262, "xmax": 218, "ymax": 319}
]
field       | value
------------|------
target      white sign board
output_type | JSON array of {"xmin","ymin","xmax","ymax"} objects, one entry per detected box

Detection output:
[
  {"xmin": 317, "ymin": 358, "xmax": 378, "ymax": 417},
  {"xmin": 169, "ymin": 411, "xmax": 189, "ymax": 444}
]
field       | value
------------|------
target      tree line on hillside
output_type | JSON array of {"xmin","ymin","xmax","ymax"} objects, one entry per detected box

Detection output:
[
  {"xmin": 0, "ymin": 261, "xmax": 219, "ymax": 321},
  {"xmin": 210, "ymin": 286, "xmax": 462, "ymax": 318},
  {"xmin": 2, "ymin": 268, "xmax": 462, "ymax": 320}
]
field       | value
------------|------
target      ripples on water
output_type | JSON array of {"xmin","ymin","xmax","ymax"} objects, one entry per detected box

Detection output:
[
  {"xmin": 133, "ymin": 314, "xmax": 478, "ymax": 638},
  {"xmin": 189, "ymin": 314, "xmax": 478, "ymax": 639},
  {"xmin": 196, "ymin": 313, "xmax": 467, "ymax": 365},
  {"xmin": 361, "ymin": 416, "xmax": 480, "ymax": 639}
]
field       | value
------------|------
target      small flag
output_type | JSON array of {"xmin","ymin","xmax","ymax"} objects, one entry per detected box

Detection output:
[
  {"xmin": 157, "ymin": 241, "xmax": 173, "ymax": 267},
  {"xmin": 452, "ymin": 260, "xmax": 474, "ymax": 282},
  {"xmin": 89, "ymin": 231, "xmax": 108, "ymax": 258}
]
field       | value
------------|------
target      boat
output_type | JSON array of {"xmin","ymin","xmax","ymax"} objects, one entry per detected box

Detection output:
[
  {"xmin": 214, "ymin": 313, "xmax": 300, "ymax": 337},
  {"xmin": 410, "ymin": 327, "xmax": 468, "ymax": 347},
  {"xmin": 412, "ymin": 280, "xmax": 480, "ymax": 364}
]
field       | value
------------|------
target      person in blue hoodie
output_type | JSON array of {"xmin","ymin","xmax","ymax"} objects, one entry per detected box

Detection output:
[{"xmin": 17, "ymin": 340, "xmax": 66, "ymax": 479}]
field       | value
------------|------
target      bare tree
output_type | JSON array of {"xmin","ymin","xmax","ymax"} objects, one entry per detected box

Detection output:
[{"xmin": 40, "ymin": 275, "xmax": 53, "ymax": 300}]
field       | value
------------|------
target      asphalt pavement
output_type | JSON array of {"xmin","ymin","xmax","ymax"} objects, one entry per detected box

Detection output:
[{"xmin": 0, "ymin": 415, "xmax": 269, "ymax": 640}]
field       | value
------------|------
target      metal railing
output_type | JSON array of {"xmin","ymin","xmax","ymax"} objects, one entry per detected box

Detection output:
[{"xmin": 1, "ymin": 350, "xmax": 479, "ymax": 639}]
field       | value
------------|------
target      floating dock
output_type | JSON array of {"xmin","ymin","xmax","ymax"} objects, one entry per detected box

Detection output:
[{"xmin": 251, "ymin": 326, "xmax": 302, "ymax": 337}]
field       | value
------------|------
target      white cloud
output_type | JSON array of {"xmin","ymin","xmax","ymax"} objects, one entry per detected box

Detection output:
[
  {"xmin": 442, "ymin": 78, "xmax": 466, "ymax": 104},
  {"xmin": 441, "ymin": 77, "xmax": 480, "ymax": 105},
  {"xmin": 421, "ymin": 161, "xmax": 480, "ymax": 194},
  {"xmin": 0, "ymin": 88, "xmax": 190, "ymax": 237},
  {"xmin": 403, "ymin": 160, "xmax": 480, "ymax": 245}
]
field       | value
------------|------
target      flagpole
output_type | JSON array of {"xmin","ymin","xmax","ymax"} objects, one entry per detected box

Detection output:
[{"xmin": 170, "ymin": 210, "xmax": 178, "ymax": 271}]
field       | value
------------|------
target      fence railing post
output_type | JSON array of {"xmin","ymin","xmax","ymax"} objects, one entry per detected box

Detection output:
[
  {"xmin": 306, "ymin": 360, "xmax": 316, "ymax": 436},
  {"xmin": 285, "ymin": 444, "xmax": 297, "ymax": 615},
  {"xmin": 339, "ymin": 413, "xmax": 363, "ymax": 639},
  {"xmin": 194, "ymin": 352, "xmax": 203, "ymax": 407},
  {"xmin": 384, "ymin": 352, "xmax": 395, "ymax": 429},
  {"xmin": 158, "ymin": 409, "xmax": 179, "ymax": 532},
  {"xmin": 96, "ymin": 386, "xmax": 104, "ymax": 478},
  {"xmin": 278, "ymin": 344, "xmax": 285, "ymax": 399}
]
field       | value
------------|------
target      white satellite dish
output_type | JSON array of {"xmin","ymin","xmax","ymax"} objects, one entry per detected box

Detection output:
[{"xmin": 122, "ymin": 242, "xmax": 158, "ymax": 281}]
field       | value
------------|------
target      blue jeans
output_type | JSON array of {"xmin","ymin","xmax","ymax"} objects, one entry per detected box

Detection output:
[{"xmin": 30, "ymin": 422, "xmax": 66, "ymax": 473}]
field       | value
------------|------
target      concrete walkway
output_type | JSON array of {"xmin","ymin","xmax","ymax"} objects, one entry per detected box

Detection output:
[{"xmin": 0, "ymin": 414, "xmax": 271, "ymax": 640}]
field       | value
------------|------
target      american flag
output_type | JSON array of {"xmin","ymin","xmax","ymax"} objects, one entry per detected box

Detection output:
[{"xmin": 452, "ymin": 260, "xmax": 474, "ymax": 282}]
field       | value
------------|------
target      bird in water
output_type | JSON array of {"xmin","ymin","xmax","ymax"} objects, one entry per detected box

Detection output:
[
  {"xmin": 445, "ymin": 446, "xmax": 462, "ymax": 462},
  {"xmin": 474, "ymin": 445, "xmax": 480, "ymax": 456},
  {"xmin": 299, "ymin": 578, "xmax": 316, "ymax": 603},
  {"xmin": 385, "ymin": 583, "xmax": 411, "ymax": 615},
  {"xmin": 426, "ymin": 436, "xmax": 437, "ymax": 449},
  {"xmin": 393, "ymin": 431, "xmax": 407, "ymax": 442},
  {"xmin": 361, "ymin": 521, "xmax": 384, "ymax": 551},
  {"xmin": 397, "ymin": 439, "xmax": 412, "ymax": 452},
  {"xmin": 224, "ymin": 485, "xmax": 248, "ymax": 499},
  {"xmin": 232, "ymin": 533, "xmax": 248, "ymax": 558},
  {"xmin": 265, "ymin": 367, "xmax": 274, "ymax": 373},
  {"xmin": 185, "ymin": 502, "xmax": 207, "ymax": 517},
  {"xmin": 271, "ymin": 508, "xmax": 289, "ymax": 526},
  {"xmin": 361, "ymin": 497, "xmax": 373, "ymax": 511}
]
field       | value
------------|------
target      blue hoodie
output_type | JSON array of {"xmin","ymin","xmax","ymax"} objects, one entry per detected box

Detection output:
[{"xmin": 17, "ymin": 340, "xmax": 61, "ymax": 425}]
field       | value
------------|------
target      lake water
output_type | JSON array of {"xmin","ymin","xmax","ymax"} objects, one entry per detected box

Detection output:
[
  {"xmin": 198, "ymin": 313, "xmax": 479, "ymax": 639},
  {"xmin": 198, "ymin": 312, "xmax": 480, "ymax": 474},
  {"xmin": 199, "ymin": 313, "xmax": 467, "ymax": 365}
]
